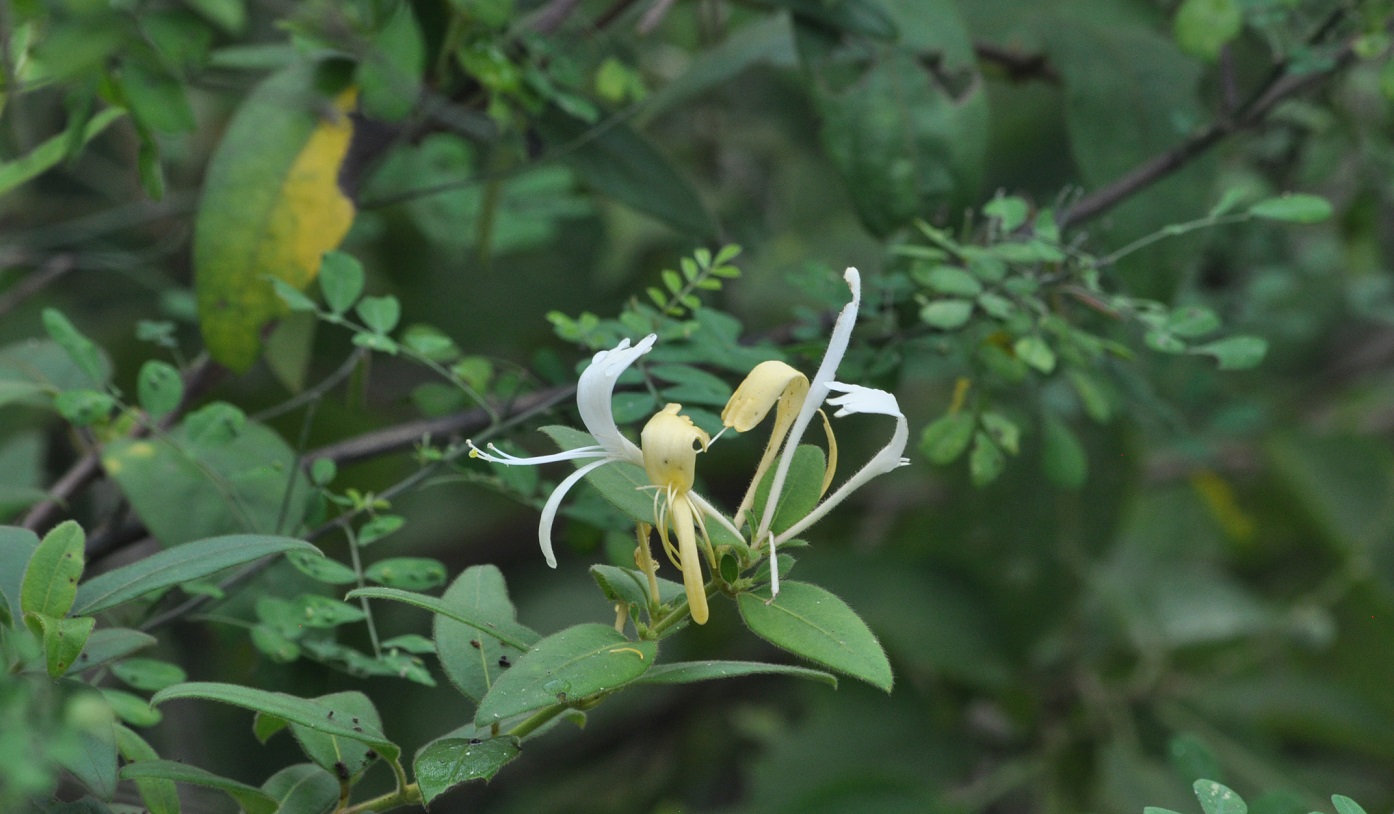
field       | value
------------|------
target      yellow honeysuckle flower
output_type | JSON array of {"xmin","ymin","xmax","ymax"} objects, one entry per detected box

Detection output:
[{"xmin": 642, "ymin": 403, "xmax": 715, "ymax": 625}]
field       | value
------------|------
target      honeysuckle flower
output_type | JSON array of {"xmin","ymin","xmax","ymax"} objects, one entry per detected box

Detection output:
[
  {"xmin": 771, "ymin": 382, "xmax": 909, "ymax": 546},
  {"xmin": 641, "ymin": 403, "xmax": 715, "ymax": 624},
  {"xmin": 754, "ymin": 267, "xmax": 863, "ymax": 595},
  {"xmin": 468, "ymin": 334, "xmax": 656, "ymax": 567},
  {"xmin": 722, "ymin": 360, "xmax": 813, "ymax": 526}
]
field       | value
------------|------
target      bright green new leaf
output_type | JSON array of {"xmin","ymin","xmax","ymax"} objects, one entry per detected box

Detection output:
[
  {"xmin": 21, "ymin": 520, "xmax": 85, "ymax": 619},
  {"xmin": 1014, "ymin": 336, "xmax": 1056, "ymax": 374},
  {"xmin": 103, "ymin": 688, "xmax": 163, "ymax": 728},
  {"xmin": 74, "ymin": 534, "xmax": 320, "ymax": 615},
  {"xmin": 920, "ymin": 299, "xmax": 974, "ymax": 329},
  {"xmin": 474, "ymin": 623, "xmax": 657, "ymax": 725},
  {"xmin": 415, "ymin": 735, "xmax": 521, "ymax": 803},
  {"xmin": 194, "ymin": 62, "xmax": 357, "ymax": 372},
  {"xmin": 738, "ymin": 581, "xmax": 893, "ymax": 692},
  {"xmin": 1191, "ymin": 336, "xmax": 1268, "ymax": 370},
  {"xmin": 151, "ymin": 682, "xmax": 401, "ymax": 763}
]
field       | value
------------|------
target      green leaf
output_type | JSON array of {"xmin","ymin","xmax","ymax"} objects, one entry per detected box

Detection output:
[
  {"xmin": 0, "ymin": 107, "xmax": 125, "ymax": 198},
  {"xmin": 292, "ymin": 594, "xmax": 366, "ymax": 628},
  {"xmin": 979, "ymin": 411, "xmax": 1020, "ymax": 455},
  {"xmin": 54, "ymin": 389, "xmax": 116, "ymax": 426},
  {"xmin": 414, "ymin": 736, "xmax": 521, "ymax": 803},
  {"xmin": 102, "ymin": 407, "xmax": 310, "ymax": 546},
  {"xmin": 73, "ymin": 534, "xmax": 322, "ymax": 615},
  {"xmin": 1013, "ymin": 336, "xmax": 1056, "ymax": 374},
  {"xmin": 261, "ymin": 763, "xmax": 339, "ymax": 814},
  {"xmin": 121, "ymin": 760, "xmax": 277, "ymax": 814},
  {"xmin": 921, "ymin": 266, "xmax": 982, "ymax": 297},
  {"xmin": 474, "ymin": 623, "xmax": 657, "ymax": 725},
  {"xmin": 651, "ymin": 364, "xmax": 734, "ymax": 407},
  {"xmin": 270, "ymin": 278, "xmax": 319, "ymax": 312},
  {"xmin": 1167, "ymin": 733, "xmax": 1222, "ymax": 784},
  {"xmin": 114, "ymin": 725, "xmax": 180, "ymax": 814},
  {"xmin": 64, "ymin": 627, "xmax": 157, "ymax": 675},
  {"xmin": 318, "ymin": 251, "xmax": 365, "ymax": 315},
  {"xmin": 150, "ymin": 683, "xmax": 401, "ymax": 763},
  {"xmin": 636, "ymin": 659, "xmax": 837, "ymax": 688},
  {"xmin": 1332, "ymin": 796, "xmax": 1368, "ymax": 814},
  {"xmin": 251, "ymin": 625, "xmax": 301, "ymax": 663},
  {"xmin": 120, "ymin": 61, "xmax": 196, "ymax": 133},
  {"xmin": 738, "ymin": 581, "xmax": 892, "ymax": 691},
  {"xmin": 26, "ymin": 612, "xmax": 95, "ymax": 677},
  {"xmin": 55, "ymin": 695, "xmax": 118, "ymax": 801},
  {"xmin": 1174, "ymin": 0, "xmax": 1243, "ymax": 61},
  {"xmin": 102, "ymin": 688, "xmax": 163, "ymax": 728},
  {"xmin": 1190, "ymin": 336, "xmax": 1268, "ymax": 370},
  {"xmin": 137, "ymin": 361, "xmax": 184, "ymax": 419},
  {"xmin": 1168, "ymin": 306, "xmax": 1221, "ymax": 338},
  {"xmin": 21, "ymin": 520, "xmax": 85, "ymax": 619},
  {"xmin": 356, "ymin": 295, "xmax": 401, "ymax": 335},
  {"xmin": 764, "ymin": 0, "xmax": 896, "ymax": 38},
  {"xmin": 357, "ymin": 1, "xmax": 425, "ymax": 122},
  {"xmin": 112, "ymin": 658, "xmax": 187, "ymax": 692},
  {"xmin": 796, "ymin": 1, "xmax": 986, "ymax": 236},
  {"xmin": 41, "ymin": 310, "xmax": 105, "ymax": 387},
  {"xmin": 287, "ymin": 551, "xmax": 358, "ymax": 585},
  {"xmin": 920, "ymin": 299, "xmax": 974, "ymax": 329},
  {"xmin": 364, "ymin": 557, "xmax": 447, "ymax": 590},
  {"xmin": 0, "ymin": 526, "xmax": 40, "ymax": 624},
  {"xmin": 358, "ymin": 514, "xmax": 405, "ymax": 546},
  {"xmin": 589, "ymin": 564, "xmax": 684, "ymax": 610},
  {"xmin": 750, "ymin": 445, "xmax": 827, "ymax": 535},
  {"xmin": 969, "ymin": 432, "xmax": 1005, "ymax": 487},
  {"xmin": 1194, "ymin": 780, "xmax": 1247, "ymax": 814},
  {"xmin": 919, "ymin": 412, "xmax": 974, "ymax": 465},
  {"xmin": 287, "ymin": 691, "xmax": 382, "ymax": 777},
  {"xmin": 1041, "ymin": 414, "xmax": 1088, "ymax": 490},
  {"xmin": 983, "ymin": 196, "xmax": 1029, "ymax": 231},
  {"xmin": 351, "ymin": 586, "xmax": 539, "ymax": 651},
  {"xmin": 194, "ymin": 62, "xmax": 356, "ymax": 371},
  {"xmin": 537, "ymin": 109, "xmax": 716, "ymax": 238},
  {"xmin": 1247, "ymin": 193, "xmax": 1332, "ymax": 223}
]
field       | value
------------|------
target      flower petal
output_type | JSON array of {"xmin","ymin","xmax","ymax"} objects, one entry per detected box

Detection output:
[
  {"xmin": 467, "ymin": 441, "xmax": 606, "ymax": 466},
  {"xmin": 537, "ymin": 458, "xmax": 612, "ymax": 568},
  {"xmin": 577, "ymin": 334, "xmax": 656, "ymax": 465}
]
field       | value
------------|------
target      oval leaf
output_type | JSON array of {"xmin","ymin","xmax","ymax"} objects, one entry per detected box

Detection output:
[
  {"xmin": 121, "ymin": 759, "xmax": 278, "ymax": 814},
  {"xmin": 194, "ymin": 62, "xmax": 356, "ymax": 372},
  {"xmin": 150, "ymin": 682, "xmax": 401, "ymax": 763},
  {"xmin": 1247, "ymin": 193, "xmax": 1332, "ymax": 223},
  {"xmin": 474, "ymin": 623, "xmax": 657, "ymax": 725},
  {"xmin": 435, "ymin": 565, "xmax": 533, "ymax": 704},
  {"xmin": 415, "ymin": 736, "xmax": 521, "ymax": 804},
  {"xmin": 636, "ymin": 659, "xmax": 837, "ymax": 688},
  {"xmin": 21, "ymin": 519, "xmax": 85, "ymax": 619},
  {"xmin": 737, "ymin": 581, "xmax": 893, "ymax": 692},
  {"xmin": 350, "ymin": 586, "xmax": 539, "ymax": 651}
]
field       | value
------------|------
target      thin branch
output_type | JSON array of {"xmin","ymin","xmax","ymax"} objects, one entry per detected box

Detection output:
[
  {"xmin": 531, "ymin": 0, "xmax": 586, "ymax": 34},
  {"xmin": 0, "ymin": 254, "xmax": 76, "ymax": 317},
  {"xmin": 1060, "ymin": 12, "xmax": 1366, "ymax": 230}
]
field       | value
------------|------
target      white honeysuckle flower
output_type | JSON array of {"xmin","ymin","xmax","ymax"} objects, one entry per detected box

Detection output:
[
  {"xmin": 721, "ymin": 360, "xmax": 812, "ymax": 527},
  {"xmin": 468, "ymin": 334, "xmax": 656, "ymax": 567},
  {"xmin": 755, "ymin": 267, "xmax": 862, "ymax": 595},
  {"xmin": 772, "ymin": 382, "xmax": 909, "ymax": 546}
]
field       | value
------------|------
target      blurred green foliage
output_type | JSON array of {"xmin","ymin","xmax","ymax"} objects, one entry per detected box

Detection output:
[{"xmin": 3, "ymin": 0, "xmax": 1394, "ymax": 812}]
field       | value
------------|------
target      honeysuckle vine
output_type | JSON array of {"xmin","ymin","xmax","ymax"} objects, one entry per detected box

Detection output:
[{"xmin": 467, "ymin": 266, "xmax": 909, "ymax": 623}]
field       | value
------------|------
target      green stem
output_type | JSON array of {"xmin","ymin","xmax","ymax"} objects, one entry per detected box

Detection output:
[
  {"xmin": 507, "ymin": 704, "xmax": 568, "ymax": 739},
  {"xmin": 646, "ymin": 579, "xmax": 717, "ymax": 638},
  {"xmin": 340, "ymin": 782, "xmax": 421, "ymax": 814},
  {"xmin": 1097, "ymin": 213, "xmax": 1249, "ymax": 267}
]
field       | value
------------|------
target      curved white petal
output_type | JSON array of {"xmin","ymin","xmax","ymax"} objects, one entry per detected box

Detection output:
[
  {"xmin": 467, "ymin": 440, "xmax": 606, "ymax": 466},
  {"xmin": 538, "ymin": 458, "xmax": 612, "ymax": 568},
  {"xmin": 775, "ymin": 383, "xmax": 908, "ymax": 546},
  {"xmin": 576, "ymin": 334, "xmax": 656, "ymax": 465},
  {"xmin": 756, "ymin": 268, "xmax": 862, "ymax": 594},
  {"xmin": 688, "ymin": 490, "xmax": 746, "ymax": 546}
]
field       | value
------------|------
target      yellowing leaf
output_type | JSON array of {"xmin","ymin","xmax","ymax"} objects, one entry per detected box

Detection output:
[{"xmin": 194, "ymin": 62, "xmax": 356, "ymax": 372}]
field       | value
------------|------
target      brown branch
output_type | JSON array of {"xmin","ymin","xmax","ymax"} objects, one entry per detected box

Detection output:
[
  {"xmin": 531, "ymin": 0, "xmax": 586, "ymax": 34},
  {"xmin": 1060, "ymin": 14, "xmax": 1365, "ymax": 230},
  {"xmin": 302, "ymin": 384, "xmax": 574, "ymax": 468}
]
